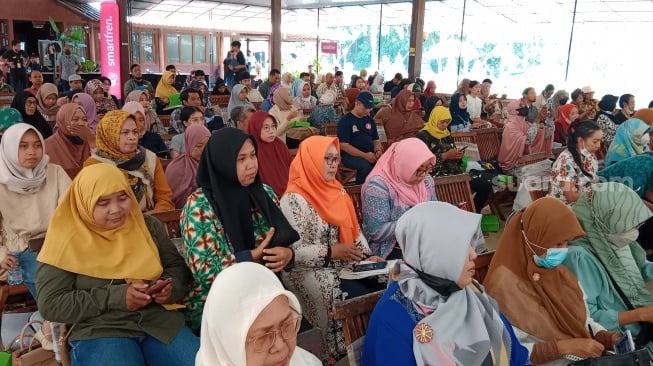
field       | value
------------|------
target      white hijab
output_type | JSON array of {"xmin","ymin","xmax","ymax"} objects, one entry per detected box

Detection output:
[
  {"xmin": 196, "ymin": 262, "xmax": 321, "ymax": 366},
  {"xmin": 0, "ymin": 123, "xmax": 49, "ymax": 194}
]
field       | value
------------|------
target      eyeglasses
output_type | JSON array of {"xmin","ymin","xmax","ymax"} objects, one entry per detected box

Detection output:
[
  {"xmin": 246, "ymin": 315, "xmax": 301, "ymax": 353},
  {"xmin": 25, "ymin": 100, "xmax": 37, "ymax": 106},
  {"xmin": 261, "ymin": 125, "xmax": 277, "ymax": 132},
  {"xmin": 324, "ymin": 156, "xmax": 341, "ymax": 166},
  {"xmin": 415, "ymin": 164, "xmax": 434, "ymax": 176}
]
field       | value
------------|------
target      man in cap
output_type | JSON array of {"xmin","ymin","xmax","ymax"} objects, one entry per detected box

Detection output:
[
  {"xmin": 337, "ymin": 91, "xmax": 382, "ymax": 184},
  {"xmin": 581, "ymin": 85, "xmax": 599, "ymax": 120}
]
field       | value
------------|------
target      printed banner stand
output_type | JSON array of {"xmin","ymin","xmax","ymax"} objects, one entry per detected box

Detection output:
[{"xmin": 100, "ymin": 0, "xmax": 121, "ymax": 99}]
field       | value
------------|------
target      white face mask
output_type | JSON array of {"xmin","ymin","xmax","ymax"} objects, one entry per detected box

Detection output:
[
  {"xmin": 641, "ymin": 134, "xmax": 651, "ymax": 149},
  {"xmin": 606, "ymin": 228, "xmax": 640, "ymax": 248}
]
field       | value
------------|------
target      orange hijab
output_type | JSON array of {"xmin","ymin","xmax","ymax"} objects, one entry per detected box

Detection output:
[{"xmin": 285, "ymin": 136, "xmax": 359, "ymax": 244}]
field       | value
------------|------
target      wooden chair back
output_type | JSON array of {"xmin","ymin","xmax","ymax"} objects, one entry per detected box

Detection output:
[
  {"xmin": 150, "ymin": 210, "xmax": 182, "ymax": 238},
  {"xmin": 452, "ymin": 128, "xmax": 501, "ymax": 161},
  {"xmin": 332, "ymin": 290, "xmax": 384, "ymax": 346},
  {"xmin": 296, "ymin": 328, "xmax": 325, "ymax": 361},
  {"xmin": 159, "ymin": 115, "xmax": 171, "ymax": 127},
  {"xmin": 344, "ymin": 185, "xmax": 363, "ymax": 226},
  {"xmin": 518, "ymin": 152, "xmax": 548, "ymax": 167},
  {"xmin": 474, "ymin": 250, "xmax": 495, "ymax": 284},
  {"xmin": 210, "ymin": 95, "xmax": 230, "ymax": 108},
  {"xmin": 0, "ymin": 284, "xmax": 34, "ymax": 319},
  {"xmin": 433, "ymin": 174, "xmax": 476, "ymax": 213},
  {"xmin": 252, "ymin": 101, "xmax": 262, "ymax": 110},
  {"xmin": 323, "ymin": 122, "xmax": 338, "ymax": 136},
  {"xmin": 0, "ymin": 92, "xmax": 15, "ymax": 109},
  {"xmin": 301, "ymin": 107, "xmax": 315, "ymax": 116},
  {"xmin": 336, "ymin": 166, "xmax": 357, "ymax": 186}
]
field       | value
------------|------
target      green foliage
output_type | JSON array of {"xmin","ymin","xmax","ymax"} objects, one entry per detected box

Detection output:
[
  {"xmin": 81, "ymin": 60, "xmax": 97, "ymax": 73},
  {"xmin": 48, "ymin": 17, "xmax": 86, "ymax": 48}
]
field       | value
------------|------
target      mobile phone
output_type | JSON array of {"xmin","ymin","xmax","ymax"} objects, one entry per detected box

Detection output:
[
  {"xmin": 353, "ymin": 262, "xmax": 387, "ymax": 273},
  {"xmin": 459, "ymin": 145, "xmax": 468, "ymax": 152},
  {"xmin": 614, "ymin": 330, "xmax": 634, "ymax": 354},
  {"xmin": 147, "ymin": 277, "xmax": 172, "ymax": 295}
]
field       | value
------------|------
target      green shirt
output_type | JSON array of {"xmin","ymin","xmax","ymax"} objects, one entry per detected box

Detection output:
[{"xmin": 36, "ymin": 215, "xmax": 192, "ymax": 344}]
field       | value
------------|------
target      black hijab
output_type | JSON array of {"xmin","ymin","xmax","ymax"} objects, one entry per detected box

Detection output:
[
  {"xmin": 196, "ymin": 128, "xmax": 299, "ymax": 253},
  {"xmin": 423, "ymin": 96, "xmax": 442, "ymax": 122},
  {"xmin": 596, "ymin": 94, "xmax": 619, "ymax": 124},
  {"xmin": 10, "ymin": 91, "xmax": 52, "ymax": 139}
]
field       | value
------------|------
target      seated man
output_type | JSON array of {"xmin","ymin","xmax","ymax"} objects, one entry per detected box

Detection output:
[
  {"xmin": 230, "ymin": 105, "xmax": 255, "ymax": 132},
  {"xmin": 337, "ymin": 91, "xmax": 382, "ymax": 184},
  {"xmin": 169, "ymin": 88, "xmax": 223, "ymax": 133},
  {"xmin": 235, "ymin": 71, "xmax": 263, "ymax": 103}
]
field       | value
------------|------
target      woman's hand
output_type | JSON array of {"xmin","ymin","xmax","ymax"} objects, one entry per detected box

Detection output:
[
  {"xmin": 331, "ymin": 244, "xmax": 363, "ymax": 262},
  {"xmin": 556, "ymin": 338, "xmax": 604, "ymax": 359},
  {"xmin": 366, "ymin": 256, "xmax": 385, "ymax": 263},
  {"xmin": 0, "ymin": 254, "xmax": 18, "ymax": 271},
  {"xmin": 251, "ymin": 227, "xmax": 275, "ymax": 262},
  {"xmin": 288, "ymin": 109, "xmax": 300, "ymax": 120},
  {"xmin": 70, "ymin": 123, "xmax": 94, "ymax": 142},
  {"xmin": 442, "ymin": 148, "xmax": 463, "ymax": 161},
  {"xmin": 125, "ymin": 283, "xmax": 152, "ymax": 311},
  {"xmin": 263, "ymin": 247, "xmax": 293, "ymax": 272},
  {"xmin": 149, "ymin": 279, "xmax": 173, "ymax": 304}
]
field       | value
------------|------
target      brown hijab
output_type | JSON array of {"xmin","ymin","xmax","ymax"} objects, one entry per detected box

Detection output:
[
  {"xmin": 273, "ymin": 87, "xmax": 293, "ymax": 111},
  {"xmin": 381, "ymin": 89, "xmax": 425, "ymax": 144},
  {"xmin": 44, "ymin": 103, "xmax": 91, "ymax": 170},
  {"xmin": 484, "ymin": 197, "xmax": 590, "ymax": 341}
]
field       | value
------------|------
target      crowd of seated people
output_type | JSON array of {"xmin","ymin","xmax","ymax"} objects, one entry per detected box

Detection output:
[{"xmin": 4, "ymin": 60, "xmax": 653, "ymax": 366}]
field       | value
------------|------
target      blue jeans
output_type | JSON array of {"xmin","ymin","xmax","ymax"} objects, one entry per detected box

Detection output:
[
  {"xmin": 69, "ymin": 326, "xmax": 199, "ymax": 366},
  {"xmin": 16, "ymin": 249, "xmax": 38, "ymax": 298},
  {"xmin": 341, "ymin": 152, "xmax": 372, "ymax": 185}
]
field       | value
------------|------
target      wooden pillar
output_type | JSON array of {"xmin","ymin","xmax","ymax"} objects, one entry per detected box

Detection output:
[
  {"xmin": 407, "ymin": 0, "xmax": 425, "ymax": 80},
  {"xmin": 271, "ymin": 0, "xmax": 281, "ymax": 70},
  {"xmin": 118, "ymin": 0, "xmax": 130, "ymax": 94}
]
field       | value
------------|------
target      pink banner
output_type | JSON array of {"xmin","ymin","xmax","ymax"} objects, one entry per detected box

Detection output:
[
  {"xmin": 100, "ymin": 0, "xmax": 121, "ymax": 99},
  {"xmin": 321, "ymin": 41, "xmax": 338, "ymax": 55}
]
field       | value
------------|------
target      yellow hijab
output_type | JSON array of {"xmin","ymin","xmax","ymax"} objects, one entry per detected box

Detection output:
[
  {"xmin": 38, "ymin": 164, "xmax": 163, "ymax": 281},
  {"xmin": 155, "ymin": 71, "xmax": 178, "ymax": 99},
  {"xmin": 96, "ymin": 110, "xmax": 136, "ymax": 161},
  {"xmin": 423, "ymin": 106, "xmax": 452, "ymax": 139}
]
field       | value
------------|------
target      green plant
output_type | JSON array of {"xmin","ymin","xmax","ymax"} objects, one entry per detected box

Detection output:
[
  {"xmin": 81, "ymin": 60, "xmax": 97, "ymax": 73},
  {"xmin": 48, "ymin": 17, "xmax": 86, "ymax": 49}
]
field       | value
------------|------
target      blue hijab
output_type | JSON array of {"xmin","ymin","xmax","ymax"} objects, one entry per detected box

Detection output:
[
  {"xmin": 605, "ymin": 118, "xmax": 651, "ymax": 166},
  {"xmin": 449, "ymin": 93, "xmax": 472, "ymax": 130},
  {"xmin": 291, "ymin": 79, "xmax": 303, "ymax": 98}
]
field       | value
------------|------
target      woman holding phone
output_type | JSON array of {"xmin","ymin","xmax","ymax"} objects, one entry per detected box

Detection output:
[{"xmin": 36, "ymin": 164, "xmax": 198, "ymax": 366}]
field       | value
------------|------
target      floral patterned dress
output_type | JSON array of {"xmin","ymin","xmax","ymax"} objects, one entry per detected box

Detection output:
[
  {"xmin": 280, "ymin": 192, "xmax": 373, "ymax": 363},
  {"xmin": 180, "ymin": 185, "xmax": 277, "ymax": 330},
  {"xmin": 549, "ymin": 149, "xmax": 599, "ymax": 205}
]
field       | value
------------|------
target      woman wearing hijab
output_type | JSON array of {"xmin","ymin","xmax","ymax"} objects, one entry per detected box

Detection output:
[
  {"xmin": 269, "ymin": 87, "xmax": 302, "ymax": 146},
  {"xmin": 181, "ymin": 128, "xmax": 299, "ymax": 331},
  {"xmin": 35, "ymin": 82, "xmax": 61, "ymax": 126},
  {"xmin": 123, "ymin": 101, "xmax": 168, "ymax": 158},
  {"xmin": 362, "ymin": 138, "xmax": 436, "ymax": 259},
  {"xmin": 422, "ymin": 80, "xmax": 436, "ymax": 100},
  {"xmin": 291, "ymin": 78, "xmax": 304, "ymax": 99},
  {"xmin": 370, "ymin": 74, "xmax": 384, "ymax": 93},
  {"xmin": 196, "ymin": 262, "xmax": 321, "ymax": 366},
  {"xmin": 417, "ymin": 106, "xmax": 492, "ymax": 213},
  {"xmin": 10, "ymin": 91, "xmax": 52, "ymax": 138},
  {"xmin": 553, "ymin": 104, "xmax": 579, "ymax": 146},
  {"xmin": 84, "ymin": 110, "xmax": 174, "ymax": 212},
  {"xmin": 362, "ymin": 201, "xmax": 529, "ymax": 366},
  {"xmin": 292, "ymin": 81, "xmax": 317, "ymax": 110},
  {"xmin": 36, "ymin": 164, "xmax": 198, "ymax": 366},
  {"xmin": 551, "ymin": 90, "xmax": 569, "ymax": 120},
  {"xmin": 594, "ymin": 94, "xmax": 619, "ymax": 151},
  {"xmin": 280, "ymin": 135, "xmax": 383, "ymax": 362},
  {"xmin": 125, "ymin": 90, "xmax": 166, "ymax": 136},
  {"xmin": 0, "ymin": 123, "xmax": 70, "ymax": 298},
  {"xmin": 422, "ymin": 95, "xmax": 442, "ymax": 123},
  {"xmin": 0, "ymin": 108, "xmax": 23, "ymax": 137},
  {"xmin": 85, "ymin": 79, "xmax": 118, "ymax": 120},
  {"xmin": 448, "ymin": 92, "xmax": 491, "ymax": 132},
  {"xmin": 564, "ymin": 182, "xmax": 653, "ymax": 352},
  {"xmin": 604, "ymin": 117, "xmax": 651, "ymax": 166},
  {"xmin": 72, "ymin": 92, "xmax": 100, "ymax": 133},
  {"xmin": 248, "ymin": 111, "xmax": 292, "ymax": 196},
  {"xmin": 155, "ymin": 70, "xmax": 178, "ymax": 113},
  {"xmin": 374, "ymin": 89, "xmax": 424, "ymax": 146},
  {"xmin": 44, "ymin": 103, "xmax": 93, "ymax": 171},
  {"xmin": 226, "ymin": 84, "xmax": 254, "ymax": 118},
  {"xmin": 308, "ymin": 91, "xmax": 337, "ymax": 133},
  {"xmin": 165, "ymin": 124, "xmax": 210, "ymax": 209},
  {"xmin": 485, "ymin": 197, "xmax": 619, "ymax": 365}
]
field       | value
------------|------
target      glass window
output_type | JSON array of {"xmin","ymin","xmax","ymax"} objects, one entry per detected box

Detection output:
[
  {"xmin": 194, "ymin": 35, "xmax": 206, "ymax": 63},
  {"xmin": 131, "ymin": 32, "xmax": 140, "ymax": 63},
  {"xmin": 167, "ymin": 34, "xmax": 179, "ymax": 63},
  {"xmin": 142, "ymin": 32, "xmax": 154, "ymax": 63},
  {"xmin": 181, "ymin": 34, "xmax": 192, "ymax": 64}
]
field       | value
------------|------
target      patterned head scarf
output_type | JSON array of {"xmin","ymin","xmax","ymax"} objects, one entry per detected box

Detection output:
[
  {"xmin": 95, "ymin": 110, "xmax": 137, "ymax": 161},
  {"xmin": 0, "ymin": 108, "xmax": 22, "ymax": 131},
  {"xmin": 605, "ymin": 118, "xmax": 651, "ymax": 166}
]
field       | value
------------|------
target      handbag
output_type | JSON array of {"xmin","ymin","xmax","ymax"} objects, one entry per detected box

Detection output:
[
  {"xmin": 9, "ymin": 320, "xmax": 56, "ymax": 366},
  {"xmin": 567, "ymin": 348, "xmax": 651, "ymax": 366}
]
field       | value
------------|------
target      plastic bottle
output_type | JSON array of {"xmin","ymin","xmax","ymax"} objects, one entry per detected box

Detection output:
[{"xmin": 7, "ymin": 252, "xmax": 23, "ymax": 285}]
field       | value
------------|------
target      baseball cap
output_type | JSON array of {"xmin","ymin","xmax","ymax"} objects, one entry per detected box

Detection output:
[
  {"xmin": 68, "ymin": 74, "xmax": 82, "ymax": 81},
  {"xmin": 582, "ymin": 86, "xmax": 594, "ymax": 93},
  {"xmin": 356, "ymin": 91, "xmax": 375, "ymax": 109}
]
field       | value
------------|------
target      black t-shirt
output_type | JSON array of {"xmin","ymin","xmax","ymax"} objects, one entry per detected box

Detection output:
[
  {"xmin": 2, "ymin": 49, "xmax": 28, "ymax": 73},
  {"xmin": 337, "ymin": 112, "xmax": 379, "ymax": 153}
]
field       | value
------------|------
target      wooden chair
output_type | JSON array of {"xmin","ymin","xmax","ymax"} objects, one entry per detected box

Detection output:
[
  {"xmin": 344, "ymin": 185, "xmax": 363, "ymax": 226},
  {"xmin": 433, "ymin": 174, "xmax": 476, "ymax": 213},
  {"xmin": 296, "ymin": 328, "xmax": 325, "ymax": 361},
  {"xmin": 150, "ymin": 210, "xmax": 182, "ymax": 238},
  {"xmin": 0, "ymin": 92, "xmax": 15, "ymax": 109},
  {"xmin": 323, "ymin": 122, "xmax": 338, "ymax": 136},
  {"xmin": 64, "ymin": 167, "xmax": 82, "ymax": 180},
  {"xmin": 474, "ymin": 250, "xmax": 495, "ymax": 285},
  {"xmin": 0, "ymin": 284, "xmax": 34, "ymax": 317},
  {"xmin": 159, "ymin": 115, "xmax": 171, "ymax": 128},
  {"xmin": 212, "ymin": 95, "xmax": 230, "ymax": 108},
  {"xmin": 336, "ymin": 166, "xmax": 357, "ymax": 186},
  {"xmin": 332, "ymin": 290, "xmax": 384, "ymax": 347},
  {"xmin": 518, "ymin": 152, "xmax": 549, "ymax": 167},
  {"xmin": 452, "ymin": 128, "xmax": 501, "ymax": 161},
  {"xmin": 252, "ymin": 101, "xmax": 262, "ymax": 110},
  {"xmin": 301, "ymin": 107, "xmax": 315, "ymax": 116}
]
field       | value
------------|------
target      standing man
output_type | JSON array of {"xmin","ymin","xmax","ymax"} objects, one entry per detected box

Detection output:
[
  {"xmin": 224, "ymin": 41, "xmax": 246, "ymax": 87},
  {"xmin": 1, "ymin": 40, "xmax": 28, "ymax": 92},
  {"xmin": 56, "ymin": 45, "xmax": 81, "ymax": 92},
  {"xmin": 123, "ymin": 63, "xmax": 154, "ymax": 96}
]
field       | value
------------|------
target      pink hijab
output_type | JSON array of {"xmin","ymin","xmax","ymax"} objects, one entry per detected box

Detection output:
[
  {"xmin": 165, "ymin": 124, "xmax": 211, "ymax": 209},
  {"xmin": 498, "ymin": 99, "xmax": 552, "ymax": 171},
  {"xmin": 73, "ymin": 92, "xmax": 99, "ymax": 133},
  {"xmin": 363, "ymin": 137, "xmax": 435, "ymax": 207}
]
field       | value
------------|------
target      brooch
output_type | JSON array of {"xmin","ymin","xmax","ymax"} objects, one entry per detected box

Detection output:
[
  {"xmin": 414, "ymin": 322, "xmax": 434, "ymax": 344},
  {"xmin": 532, "ymin": 273, "xmax": 541, "ymax": 282},
  {"xmin": 352, "ymin": 125, "xmax": 359, "ymax": 133}
]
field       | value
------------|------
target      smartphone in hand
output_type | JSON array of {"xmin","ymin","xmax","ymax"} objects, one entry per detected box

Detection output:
[{"xmin": 146, "ymin": 277, "xmax": 172, "ymax": 295}]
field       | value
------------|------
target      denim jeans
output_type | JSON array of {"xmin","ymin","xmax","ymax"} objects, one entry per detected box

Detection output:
[
  {"xmin": 69, "ymin": 326, "xmax": 199, "ymax": 366},
  {"xmin": 16, "ymin": 249, "xmax": 38, "ymax": 299},
  {"xmin": 341, "ymin": 152, "xmax": 372, "ymax": 185}
]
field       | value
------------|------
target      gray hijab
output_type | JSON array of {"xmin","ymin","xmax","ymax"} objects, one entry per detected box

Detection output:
[
  {"xmin": 227, "ymin": 84, "xmax": 254, "ymax": 117},
  {"xmin": 395, "ymin": 201, "xmax": 511, "ymax": 366}
]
